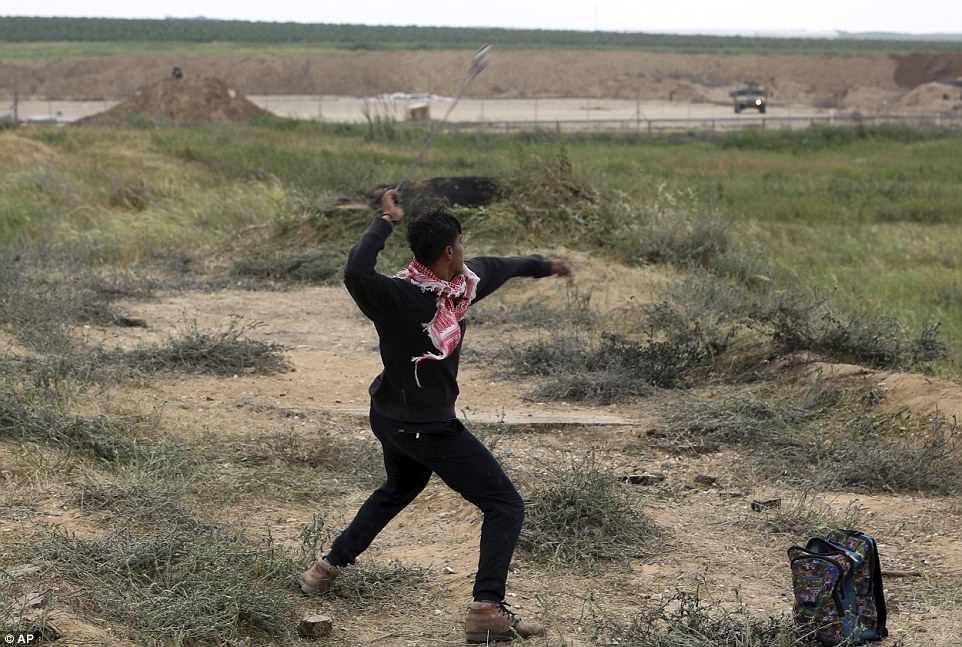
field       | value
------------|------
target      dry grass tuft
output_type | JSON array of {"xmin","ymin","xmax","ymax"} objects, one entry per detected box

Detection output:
[{"xmin": 519, "ymin": 453, "xmax": 661, "ymax": 566}]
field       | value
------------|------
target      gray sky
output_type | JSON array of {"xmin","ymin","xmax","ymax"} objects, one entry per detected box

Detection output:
[{"xmin": 2, "ymin": 0, "xmax": 960, "ymax": 34}]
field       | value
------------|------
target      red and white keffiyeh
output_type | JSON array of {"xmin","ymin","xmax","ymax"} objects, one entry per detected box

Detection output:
[{"xmin": 396, "ymin": 259, "xmax": 480, "ymax": 387}]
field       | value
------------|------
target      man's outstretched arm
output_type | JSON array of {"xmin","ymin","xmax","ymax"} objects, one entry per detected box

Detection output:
[
  {"xmin": 466, "ymin": 255, "xmax": 572, "ymax": 303},
  {"xmin": 343, "ymin": 190, "xmax": 404, "ymax": 322}
]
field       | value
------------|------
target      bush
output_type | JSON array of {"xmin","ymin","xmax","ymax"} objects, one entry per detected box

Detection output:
[
  {"xmin": 0, "ymin": 246, "xmax": 157, "ymax": 356},
  {"xmin": 34, "ymin": 524, "xmax": 299, "ymax": 644},
  {"xmin": 73, "ymin": 476, "xmax": 201, "ymax": 530},
  {"xmin": 508, "ymin": 297, "xmax": 736, "ymax": 401},
  {"xmin": 103, "ymin": 318, "xmax": 290, "ymax": 376},
  {"xmin": 0, "ymin": 384, "xmax": 158, "ymax": 463},
  {"xmin": 756, "ymin": 288, "xmax": 947, "ymax": 369},
  {"xmin": 519, "ymin": 453, "xmax": 660, "ymax": 565},
  {"xmin": 594, "ymin": 591, "xmax": 804, "ymax": 647},
  {"xmin": 659, "ymin": 381, "xmax": 840, "ymax": 452},
  {"xmin": 814, "ymin": 409, "xmax": 962, "ymax": 494},
  {"xmin": 330, "ymin": 561, "xmax": 431, "ymax": 610}
]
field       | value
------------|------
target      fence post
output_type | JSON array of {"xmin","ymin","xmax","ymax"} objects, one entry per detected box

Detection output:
[
  {"xmin": 647, "ymin": 120, "xmax": 652, "ymax": 135},
  {"xmin": 12, "ymin": 90, "xmax": 18, "ymax": 124},
  {"xmin": 762, "ymin": 119, "xmax": 767, "ymax": 129},
  {"xmin": 556, "ymin": 120, "xmax": 561, "ymax": 134}
]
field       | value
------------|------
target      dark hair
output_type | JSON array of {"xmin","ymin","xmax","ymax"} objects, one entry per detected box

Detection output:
[{"xmin": 406, "ymin": 209, "xmax": 462, "ymax": 266}]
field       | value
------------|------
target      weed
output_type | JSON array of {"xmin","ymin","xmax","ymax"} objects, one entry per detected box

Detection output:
[
  {"xmin": 815, "ymin": 410, "xmax": 962, "ymax": 494},
  {"xmin": 758, "ymin": 288, "xmax": 947, "ymax": 369},
  {"xmin": 594, "ymin": 591, "xmax": 806, "ymax": 647},
  {"xmin": 0, "ymin": 385, "xmax": 158, "ymax": 463},
  {"xmin": 103, "ymin": 318, "xmax": 290, "ymax": 376},
  {"xmin": 529, "ymin": 370, "xmax": 653, "ymax": 405},
  {"xmin": 267, "ymin": 426, "xmax": 385, "ymax": 488},
  {"xmin": 519, "ymin": 453, "xmax": 660, "ymax": 565},
  {"xmin": 0, "ymin": 245, "xmax": 157, "ymax": 356},
  {"xmin": 740, "ymin": 490, "xmax": 864, "ymax": 539},
  {"xmin": 331, "ymin": 561, "xmax": 431, "ymax": 610},
  {"xmin": 659, "ymin": 381, "xmax": 839, "ymax": 452},
  {"xmin": 508, "ymin": 311, "xmax": 731, "ymax": 401},
  {"xmin": 33, "ymin": 524, "xmax": 300, "ymax": 644},
  {"xmin": 73, "ymin": 476, "xmax": 201, "ymax": 530}
]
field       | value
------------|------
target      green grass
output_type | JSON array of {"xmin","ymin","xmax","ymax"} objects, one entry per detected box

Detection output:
[
  {"xmin": 3, "ymin": 121, "xmax": 961, "ymax": 370},
  {"xmin": 0, "ymin": 18, "xmax": 959, "ymax": 57}
]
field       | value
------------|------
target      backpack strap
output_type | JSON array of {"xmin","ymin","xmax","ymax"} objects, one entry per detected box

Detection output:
[
  {"xmin": 861, "ymin": 533, "xmax": 888, "ymax": 636},
  {"xmin": 839, "ymin": 530, "xmax": 889, "ymax": 639},
  {"xmin": 807, "ymin": 538, "xmax": 864, "ymax": 568}
]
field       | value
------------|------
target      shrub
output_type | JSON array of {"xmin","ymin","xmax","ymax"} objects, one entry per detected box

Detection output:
[
  {"xmin": 756, "ymin": 289, "xmax": 947, "ymax": 369},
  {"xmin": 519, "ymin": 453, "xmax": 660, "ymax": 565},
  {"xmin": 814, "ymin": 410, "xmax": 962, "ymax": 494},
  {"xmin": 33, "ymin": 524, "xmax": 299, "ymax": 644},
  {"xmin": 103, "ymin": 318, "xmax": 290, "ymax": 376},
  {"xmin": 0, "ymin": 385, "xmax": 158, "ymax": 463},
  {"xmin": 594, "ymin": 591, "xmax": 804, "ymax": 647},
  {"xmin": 330, "ymin": 561, "xmax": 431, "ymax": 610}
]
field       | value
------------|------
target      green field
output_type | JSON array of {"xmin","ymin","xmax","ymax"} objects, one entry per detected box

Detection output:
[
  {"xmin": 0, "ymin": 16, "xmax": 960, "ymax": 57},
  {"xmin": 2, "ymin": 121, "xmax": 961, "ymax": 371}
]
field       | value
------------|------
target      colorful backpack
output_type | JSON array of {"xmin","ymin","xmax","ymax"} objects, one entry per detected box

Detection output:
[{"xmin": 788, "ymin": 529, "xmax": 888, "ymax": 645}]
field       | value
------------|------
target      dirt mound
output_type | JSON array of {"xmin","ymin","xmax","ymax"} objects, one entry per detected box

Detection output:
[
  {"xmin": 896, "ymin": 81, "xmax": 962, "ymax": 112},
  {"xmin": 0, "ymin": 133, "xmax": 56, "ymax": 166},
  {"xmin": 838, "ymin": 85, "xmax": 901, "ymax": 112},
  {"xmin": 894, "ymin": 53, "xmax": 962, "ymax": 89},
  {"xmin": 78, "ymin": 76, "xmax": 269, "ymax": 126}
]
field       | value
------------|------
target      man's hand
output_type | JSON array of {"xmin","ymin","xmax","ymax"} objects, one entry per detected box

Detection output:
[
  {"xmin": 382, "ymin": 190, "xmax": 404, "ymax": 225},
  {"xmin": 549, "ymin": 259, "xmax": 573, "ymax": 278}
]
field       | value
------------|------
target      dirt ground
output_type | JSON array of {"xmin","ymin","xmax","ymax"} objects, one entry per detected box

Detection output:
[
  {"xmin": 1, "ymin": 49, "xmax": 903, "ymax": 101},
  {"xmin": 4, "ymin": 257, "xmax": 960, "ymax": 646}
]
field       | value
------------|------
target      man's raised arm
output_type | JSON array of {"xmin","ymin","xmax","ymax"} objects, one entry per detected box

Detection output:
[
  {"xmin": 466, "ymin": 255, "xmax": 572, "ymax": 303},
  {"xmin": 343, "ymin": 190, "xmax": 405, "ymax": 322}
]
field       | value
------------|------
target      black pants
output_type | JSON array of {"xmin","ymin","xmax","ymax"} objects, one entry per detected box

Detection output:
[{"xmin": 325, "ymin": 407, "xmax": 524, "ymax": 602}]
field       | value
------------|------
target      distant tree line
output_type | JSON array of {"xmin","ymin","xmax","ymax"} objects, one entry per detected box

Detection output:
[{"xmin": 0, "ymin": 16, "xmax": 958, "ymax": 54}]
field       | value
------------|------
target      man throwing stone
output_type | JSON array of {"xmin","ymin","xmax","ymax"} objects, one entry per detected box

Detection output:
[{"xmin": 298, "ymin": 189, "xmax": 571, "ymax": 643}]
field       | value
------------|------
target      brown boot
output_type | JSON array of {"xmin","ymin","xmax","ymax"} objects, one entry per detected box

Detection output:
[
  {"xmin": 464, "ymin": 601, "xmax": 545, "ymax": 643},
  {"xmin": 296, "ymin": 559, "xmax": 338, "ymax": 595}
]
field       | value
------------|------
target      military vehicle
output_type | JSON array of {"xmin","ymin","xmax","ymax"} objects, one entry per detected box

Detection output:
[{"xmin": 732, "ymin": 85, "xmax": 768, "ymax": 114}]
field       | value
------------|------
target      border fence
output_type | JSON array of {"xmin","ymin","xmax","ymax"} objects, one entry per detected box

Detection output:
[{"xmin": 436, "ymin": 112, "xmax": 962, "ymax": 135}]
